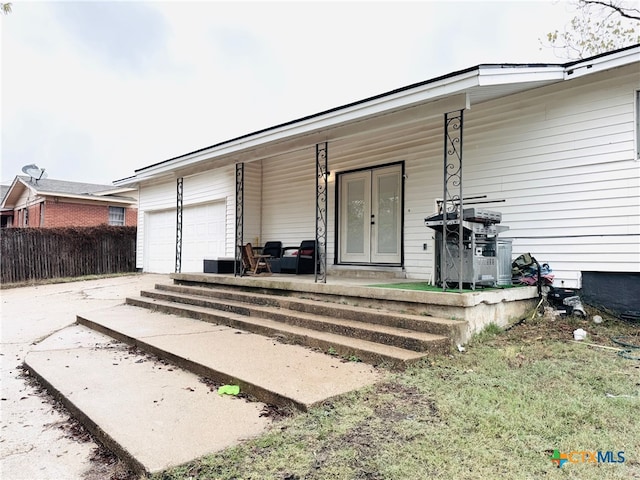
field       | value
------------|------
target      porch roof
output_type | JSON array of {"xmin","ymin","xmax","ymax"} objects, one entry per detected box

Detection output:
[{"xmin": 115, "ymin": 44, "xmax": 640, "ymax": 186}]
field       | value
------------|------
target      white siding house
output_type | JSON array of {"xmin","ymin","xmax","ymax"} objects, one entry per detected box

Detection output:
[{"xmin": 116, "ymin": 45, "xmax": 640, "ymax": 303}]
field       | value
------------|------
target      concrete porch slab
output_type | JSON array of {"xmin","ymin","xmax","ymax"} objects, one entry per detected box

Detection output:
[{"xmin": 24, "ymin": 324, "xmax": 272, "ymax": 475}]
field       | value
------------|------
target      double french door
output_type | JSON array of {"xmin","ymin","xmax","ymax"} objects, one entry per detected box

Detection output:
[{"xmin": 338, "ymin": 164, "xmax": 402, "ymax": 264}]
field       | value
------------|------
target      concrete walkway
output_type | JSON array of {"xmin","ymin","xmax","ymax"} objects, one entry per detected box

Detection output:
[{"xmin": 2, "ymin": 274, "xmax": 382, "ymax": 477}]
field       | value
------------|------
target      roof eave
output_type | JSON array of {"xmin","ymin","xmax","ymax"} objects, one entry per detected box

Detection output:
[
  {"xmin": 1, "ymin": 177, "xmax": 32, "ymax": 208},
  {"xmin": 563, "ymin": 44, "xmax": 640, "ymax": 79},
  {"xmin": 36, "ymin": 191, "xmax": 137, "ymax": 205},
  {"xmin": 125, "ymin": 65, "xmax": 570, "ymax": 184},
  {"xmin": 122, "ymin": 68, "xmax": 484, "ymax": 184},
  {"xmin": 477, "ymin": 65, "xmax": 565, "ymax": 86},
  {"xmin": 118, "ymin": 45, "xmax": 639, "ymax": 185}
]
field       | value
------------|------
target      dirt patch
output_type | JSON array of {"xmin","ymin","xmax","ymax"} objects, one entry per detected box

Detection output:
[
  {"xmin": 478, "ymin": 297, "xmax": 639, "ymax": 345},
  {"xmin": 259, "ymin": 403, "xmax": 295, "ymax": 421},
  {"xmin": 83, "ymin": 447, "xmax": 136, "ymax": 480},
  {"xmin": 373, "ymin": 381, "xmax": 440, "ymax": 422},
  {"xmin": 280, "ymin": 382, "xmax": 441, "ymax": 479}
]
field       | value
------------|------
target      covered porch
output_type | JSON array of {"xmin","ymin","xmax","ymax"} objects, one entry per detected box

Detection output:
[
  {"xmin": 129, "ymin": 64, "xmax": 574, "ymax": 286},
  {"xmin": 172, "ymin": 93, "xmax": 476, "ymax": 285}
]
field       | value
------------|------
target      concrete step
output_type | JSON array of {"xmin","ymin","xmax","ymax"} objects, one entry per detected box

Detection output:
[
  {"xmin": 23, "ymin": 324, "xmax": 274, "ymax": 476},
  {"xmin": 125, "ymin": 295, "xmax": 450, "ymax": 364},
  {"xmin": 75, "ymin": 304, "xmax": 382, "ymax": 411},
  {"xmin": 153, "ymin": 283, "xmax": 466, "ymax": 338},
  {"xmin": 137, "ymin": 288, "xmax": 451, "ymax": 353}
]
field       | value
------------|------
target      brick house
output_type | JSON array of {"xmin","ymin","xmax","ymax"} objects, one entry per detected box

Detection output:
[{"xmin": 0, "ymin": 176, "xmax": 137, "ymax": 228}]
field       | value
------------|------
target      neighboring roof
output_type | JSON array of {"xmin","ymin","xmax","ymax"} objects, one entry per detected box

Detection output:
[
  {"xmin": 0, "ymin": 185, "xmax": 11, "ymax": 213},
  {"xmin": 1, "ymin": 176, "xmax": 137, "ymax": 208},
  {"xmin": 116, "ymin": 43, "xmax": 640, "ymax": 185},
  {"xmin": 17, "ymin": 176, "xmax": 118, "ymax": 195}
]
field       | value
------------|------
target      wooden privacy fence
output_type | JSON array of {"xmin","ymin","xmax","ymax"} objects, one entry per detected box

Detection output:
[{"xmin": 1, "ymin": 226, "xmax": 137, "ymax": 284}]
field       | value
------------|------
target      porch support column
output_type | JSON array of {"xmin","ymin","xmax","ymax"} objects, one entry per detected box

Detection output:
[
  {"xmin": 234, "ymin": 163, "xmax": 244, "ymax": 276},
  {"xmin": 315, "ymin": 142, "xmax": 328, "ymax": 283},
  {"xmin": 442, "ymin": 109, "xmax": 464, "ymax": 292},
  {"xmin": 175, "ymin": 176, "xmax": 183, "ymax": 273}
]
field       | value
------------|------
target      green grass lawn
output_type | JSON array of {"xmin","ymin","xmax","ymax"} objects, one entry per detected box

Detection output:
[{"xmin": 156, "ymin": 312, "xmax": 639, "ymax": 480}]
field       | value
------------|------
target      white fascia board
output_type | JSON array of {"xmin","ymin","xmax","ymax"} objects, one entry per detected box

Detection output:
[
  {"xmin": 38, "ymin": 191, "xmax": 136, "ymax": 205},
  {"xmin": 0, "ymin": 178, "xmax": 20, "ymax": 208},
  {"xmin": 564, "ymin": 47, "xmax": 640, "ymax": 79},
  {"xmin": 1, "ymin": 177, "xmax": 35, "ymax": 208},
  {"xmin": 477, "ymin": 65, "xmax": 565, "ymax": 86},
  {"xmin": 93, "ymin": 187, "xmax": 137, "ymax": 196},
  {"xmin": 131, "ymin": 70, "xmax": 482, "ymax": 182}
]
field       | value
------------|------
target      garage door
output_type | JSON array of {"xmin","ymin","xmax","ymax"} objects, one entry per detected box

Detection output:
[
  {"xmin": 144, "ymin": 209, "xmax": 175, "ymax": 273},
  {"xmin": 181, "ymin": 202, "xmax": 226, "ymax": 273},
  {"xmin": 144, "ymin": 202, "xmax": 226, "ymax": 273}
]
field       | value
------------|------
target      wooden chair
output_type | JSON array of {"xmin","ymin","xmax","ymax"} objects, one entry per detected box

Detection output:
[{"xmin": 241, "ymin": 243, "xmax": 271, "ymax": 275}]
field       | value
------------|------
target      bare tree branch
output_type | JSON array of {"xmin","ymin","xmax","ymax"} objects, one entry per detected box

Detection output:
[
  {"xmin": 540, "ymin": 0, "xmax": 640, "ymax": 59},
  {"xmin": 582, "ymin": 0, "xmax": 640, "ymax": 20}
]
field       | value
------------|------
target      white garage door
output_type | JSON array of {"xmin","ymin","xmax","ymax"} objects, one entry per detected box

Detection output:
[
  {"xmin": 144, "ymin": 209, "xmax": 175, "ymax": 273},
  {"xmin": 144, "ymin": 202, "xmax": 226, "ymax": 273},
  {"xmin": 181, "ymin": 202, "xmax": 226, "ymax": 273}
]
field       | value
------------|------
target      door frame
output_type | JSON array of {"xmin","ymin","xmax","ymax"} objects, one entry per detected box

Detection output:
[{"xmin": 334, "ymin": 161, "xmax": 405, "ymax": 266}]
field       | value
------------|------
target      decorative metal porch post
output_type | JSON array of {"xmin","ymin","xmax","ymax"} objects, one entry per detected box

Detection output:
[
  {"xmin": 175, "ymin": 176, "xmax": 183, "ymax": 273},
  {"xmin": 442, "ymin": 110, "xmax": 464, "ymax": 292},
  {"xmin": 315, "ymin": 142, "xmax": 328, "ymax": 283},
  {"xmin": 234, "ymin": 163, "xmax": 244, "ymax": 276}
]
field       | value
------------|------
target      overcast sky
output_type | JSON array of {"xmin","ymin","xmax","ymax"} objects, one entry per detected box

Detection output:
[{"xmin": 1, "ymin": 0, "xmax": 581, "ymax": 186}]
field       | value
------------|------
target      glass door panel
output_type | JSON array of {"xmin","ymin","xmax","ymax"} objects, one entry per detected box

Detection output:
[
  {"xmin": 340, "ymin": 171, "xmax": 371, "ymax": 263},
  {"xmin": 372, "ymin": 166, "xmax": 401, "ymax": 263},
  {"xmin": 339, "ymin": 164, "xmax": 402, "ymax": 264}
]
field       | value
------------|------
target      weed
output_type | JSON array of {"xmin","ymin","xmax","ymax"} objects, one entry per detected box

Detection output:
[{"xmin": 471, "ymin": 322, "xmax": 503, "ymax": 344}]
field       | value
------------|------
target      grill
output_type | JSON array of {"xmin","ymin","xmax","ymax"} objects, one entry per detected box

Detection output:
[{"xmin": 425, "ymin": 208, "xmax": 511, "ymax": 289}]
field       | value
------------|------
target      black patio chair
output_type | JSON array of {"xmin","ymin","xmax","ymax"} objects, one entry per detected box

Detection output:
[
  {"xmin": 261, "ymin": 241, "xmax": 283, "ymax": 272},
  {"xmin": 261, "ymin": 241, "xmax": 283, "ymax": 258},
  {"xmin": 282, "ymin": 240, "xmax": 317, "ymax": 274}
]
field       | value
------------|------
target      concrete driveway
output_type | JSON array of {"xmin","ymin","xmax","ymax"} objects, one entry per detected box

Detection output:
[{"xmin": 0, "ymin": 274, "xmax": 168, "ymax": 480}]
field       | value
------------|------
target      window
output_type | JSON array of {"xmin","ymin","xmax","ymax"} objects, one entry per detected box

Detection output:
[{"xmin": 108, "ymin": 206, "xmax": 125, "ymax": 226}]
